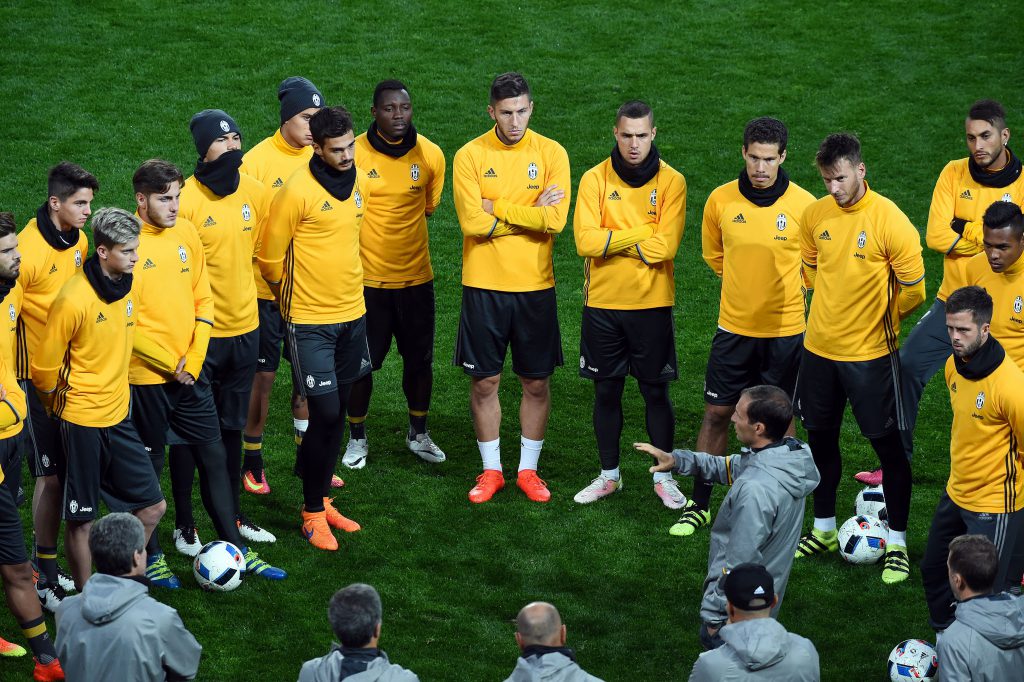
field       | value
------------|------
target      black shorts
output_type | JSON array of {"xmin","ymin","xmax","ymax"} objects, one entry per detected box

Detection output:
[
  {"xmin": 795, "ymin": 349, "xmax": 902, "ymax": 438},
  {"xmin": 256, "ymin": 298, "xmax": 286, "ymax": 373},
  {"xmin": 0, "ymin": 438, "xmax": 27, "ymax": 565},
  {"xmin": 20, "ymin": 380, "xmax": 59, "ymax": 477},
  {"xmin": 288, "ymin": 316, "xmax": 371, "ymax": 397},
  {"xmin": 58, "ymin": 418, "xmax": 164, "ymax": 521},
  {"xmin": 131, "ymin": 382, "xmax": 221, "ymax": 452},
  {"xmin": 364, "ymin": 282, "xmax": 435, "ymax": 371},
  {"xmin": 174, "ymin": 331, "xmax": 258, "ymax": 433},
  {"xmin": 454, "ymin": 286, "xmax": 563, "ymax": 378},
  {"xmin": 703, "ymin": 330, "xmax": 803, "ymax": 406},
  {"xmin": 579, "ymin": 306, "xmax": 677, "ymax": 383}
]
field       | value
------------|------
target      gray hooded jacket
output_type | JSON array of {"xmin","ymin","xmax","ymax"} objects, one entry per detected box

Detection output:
[
  {"xmin": 55, "ymin": 573, "xmax": 202, "ymax": 681},
  {"xmin": 936, "ymin": 592, "xmax": 1024, "ymax": 682},
  {"xmin": 689, "ymin": 617, "xmax": 820, "ymax": 681},
  {"xmin": 504, "ymin": 649, "xmax": 604, "ymax": 682},
  {"xmin": 672, "ymin": 437, "xmax": 820, "ymax": 625},
  {"xmin": 298, "ymin": 648, "xmax": 419, "ymax": 682}
]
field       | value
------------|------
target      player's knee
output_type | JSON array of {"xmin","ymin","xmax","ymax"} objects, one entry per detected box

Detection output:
[
  {"xmin": 471, "ymin": 375, "xmax": 501, "ymax": 399},
  {"xmin": 638, "ymin": 380, "xmax": 670, "ymax": 407},
  {"xmin": 519, "ymin": 376, "xmax": 550, "ymax": 400},
  {"xmin": 138, "ymin": 500, "xmax": 167, "ymax": 527}
]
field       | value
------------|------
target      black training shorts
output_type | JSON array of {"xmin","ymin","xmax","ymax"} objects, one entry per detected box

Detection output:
[
  {"xmin": 131, "ymin": 382, "xmax": 221, "ymax": 452},
  {"xmin": 364, "ymin": 282, "xmax": 435, "ymax": 371},
  {"xmin": 703, "ymin": 329, "xmax": 803, "ymax": 406},
  {"xmin": 288, "ymin": 316, "xmax": 372, "ymax": 397},
  {"xmin": 795, "ymin": 349, "xmax": 902, "ymax": 438},
  {"xmin": 0, "ymin": 437, "xmax": 27, "ymax": 564},
  {"xmin": 20, "ymin": 380, "xmax": 59, "ymax": 477},
  {"xmin": 256, "ymin": 298, "xmax": 286, "ymax": 373},
  {"xmin": 579, "ymin": 306, "xmax": 677, "ymax": 383}
]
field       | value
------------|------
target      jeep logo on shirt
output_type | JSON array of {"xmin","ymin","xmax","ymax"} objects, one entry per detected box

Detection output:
[
  {"xmin": 410, "ymin": 163, "xmax": 420, "ymax": 182},
  {"xmin": 528, "ymin": 162, "xmax": 538, "ymax": 180},
  {"xmin": 241, "ymin": 204, "xmax": 252, "ymax": 221}
]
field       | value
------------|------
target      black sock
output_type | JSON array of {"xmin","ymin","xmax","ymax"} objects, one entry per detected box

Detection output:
[
  {"xmin": 872, "ymin": 430, "xmax": 912, "ymax": 533},
  {"xmin": 302, "ymin": 389, "xmax": 348, "ymax": 510},
  {"xmin": 242, "ymin": 434, "xmax": 264, "ymax": 478},
  {"xmin": 807, "ymin": 428, "xmax": 842, "ymax": 520},
  {"xmin": 145, "ymin": 447, "xmax": 165, "ymax": 555},
  {"xmin": 594, "ymin": 378, "xmax": 625, "ymax": 471},
  {"xmin": 20, "ymin": 615, "xmax": 55, "ymax": 664},
  {"xmin": 639, "ymin": 381, "xmax": 675, "ymax": 473},
  {"xmin": 347, "ymin": 373, "xmax": 371, "ymax": 440},
  {"xmin": 348, "ymin": 417, "xmax": 366, "ymax": 440},
  {"xmin": 168, "ymin": 445, "xmax": 196, "ymax": 529},
  {"xmin": 691, "ymin": 479, "xmax": 714, "ymax": 511},
  {"xmin": 403, "ymin": 364, "xmax": 431, "ymax": 436},
  {"xmin": 408, "ymin": 411, "xmax": 428, "ymax": 437},
  {"xmin": 35, "ymin": 545, "xmax": 58, "ymax": 586}
]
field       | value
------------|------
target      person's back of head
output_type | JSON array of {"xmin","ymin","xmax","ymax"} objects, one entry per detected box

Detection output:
[
  {"xmin": 724, "ymin": 563, "xmax": 779, "ymax": 623},
  {"xmin": 514, "ymin": 601, "xmax": 565, "ymax": 650},
  {"xmin": 948, "ymin": 534, "xmax": 998, "ymax": 600},
  {"xmin": 90, "ymin": 513, "xmax": 146, "ymax": 577},
  {"xmin": 328, "ymin": 583, "xmax": 382, "ymax": 648}
]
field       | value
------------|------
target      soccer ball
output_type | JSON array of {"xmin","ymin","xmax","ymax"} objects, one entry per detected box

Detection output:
[
  {"xmin": 193, "ymin": 541, "xmax": 244, "ymax": 592},
  {"xmin": 887, "ymin": 639, "xmax": 938, "ymax": 681},
  {"xmin": 837, "ymin": 515, "xmax": 887, "ymax": 564},
  {"xmin": 856, "ymin": 485, "xmax": 888, "ymax": 522}
]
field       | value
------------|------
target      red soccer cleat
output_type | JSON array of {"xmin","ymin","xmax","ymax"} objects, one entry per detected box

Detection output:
[
  {"xmin": 517, "ymin": 470, "xmax": 551, "ymax": 503},
  {"xmin": 468, "ymin": 470, "xmax": 505, "ymax": 503}
]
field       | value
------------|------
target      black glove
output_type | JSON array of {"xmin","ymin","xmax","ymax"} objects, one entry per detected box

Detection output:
[{"xmin": 950, "ymin": 218, "xmax": 967, "ymax": 235}]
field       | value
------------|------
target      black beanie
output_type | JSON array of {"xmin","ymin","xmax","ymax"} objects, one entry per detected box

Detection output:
[
  {"xmin": 278, "ymin": 77, "xmax": 324, "ymax": 125},
  {"xmin": 190, "ymin": 109, "xmax": 241, "ymax": 158}
]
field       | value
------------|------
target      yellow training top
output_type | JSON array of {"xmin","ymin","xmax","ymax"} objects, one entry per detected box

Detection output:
[
  {"xmin": 801, "ymin": 184, "xmax": 926, "ymax": 361},
  {"xmin": 0, "ymin": 284, "xmax": 25, "ymax": 441},
  {"xmin": 16, "ymin": 219, "xmax": 87, "ymax": 378},
  {"xmin": 573, "ymin": 157, "xmax": 686, "ymax": 309},
  {"xmin": 242, "ymin": 130, "xmax": 313, "ymax": 301},
  {"xmin": 702, "ymin": 179, "xmax": 816, "ymax": 337},
  {"xmin": 31, "ymin": 271, "xmax": 136, "ymax": 428},
  {"xmin": 129, "ymin": 217, "xmax": 215, "ymax": 386},
  {"xmin": 179, "ymin": 173, "xmax": 266, "ymax": 338},
  {"xmin": 945, "ymin": 351, "xmax": 1024, "ymax": 513},
  {"xmin": 453, "ymin": 127, "xmax": 570, "ymax": 291},
  {"xmin": 258, "ymin": 166, "xmax": 365, "ymax": 325},
  {"xmin": 355, "ymin": 131, "xmax": 445, "ymax": 288}
]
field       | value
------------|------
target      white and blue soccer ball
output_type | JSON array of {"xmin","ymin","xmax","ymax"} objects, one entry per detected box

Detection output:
[
  {"xmin": 193, "ymin": 541, "xmax": 244, "ymax": 592},
  {"xmin": 837, "ymin": 515, "xmax": 888, "ymax": 564},
  {"xmin": 856, "ymin": 485, "xmax": 888, "ymax": 522},
  {"xmin": 888, "ymin": 639, "xmax": 938, "ymax": 681}
]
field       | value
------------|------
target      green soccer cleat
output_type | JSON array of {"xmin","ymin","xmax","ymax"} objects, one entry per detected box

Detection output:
[
  {"xmin": 145, "ymin": 553, "xmax": 182, "ymax": 589},
  {"xmin": 243, "ymin": 548, "xmax": 287, "ymax": 581},
  {"xmin": 669, "ymin": 501, "xmax": 712, "ymax": 537},
  {"xmin": 882, "ymin": 545, "xmax": 910, "ymax": 584},
  {"xmin": 794, "ymin": 529, "xmax": 838, "ymax": 558}
]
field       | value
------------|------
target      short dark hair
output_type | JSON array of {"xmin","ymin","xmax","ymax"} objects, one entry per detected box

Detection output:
[
  {"xmin": 90, "ymin": 513, "xmax": 145, "ymax": 576},
  {"xmin": 968, "ymin": 99, "xmax": 1007, "ymax": 130},
  {"xmin": 982, "ymin": 200, "xmax": 1024, "ymax": 237},
  {"xmin": 616, "ymin": 100, "xmax": 653, "ymax": 125},
  {"xmin": 816, "ymin": 133, "xmax": 862, "ymax": 168},
  {"xmin": 309, "ymin": 106, "xmax": 354, "ymax": 147},
  {"xmin": 490, "ymin": 72, "xmax": 530, "ymax": 104},
  {"xmin": 740, "ymin": 385, "xmax": 792, "ymax": 441},
  {"xmin": 133, "ymin": 159, "xmax": 184, "ymax": 196},
  {"xmin": 0, "ymin": 212, "xmax": 15, "ymax": 239},
  {"xmin": 373, "ymin": 80, "xmax": 409, "ymax": 107},
  {"xmin": 743, "ymin": 117, "xmax": 788, "ymax": 153},
  {"xmin": 328, "ymin": 583, "xmax": 382, "ymax": 647},
  {"xmin": 948, "ymin": 534, "xmax": 998, "ymax": 593},
  {"xmin": 945, "ymin": 285, "xmax": 993, "ymax": 327},
  {"xmin": 48, "ymin": 162, "xmax": 99, "ymax": 202}
]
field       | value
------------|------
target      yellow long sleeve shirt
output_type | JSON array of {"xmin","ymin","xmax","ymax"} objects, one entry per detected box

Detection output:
[
  {"xmin": 129, "ymin": 218, "xmax": 215, "ymax": 385},
  {"xmin": 355, "ymin": 131, "xmax": 445, "ymax": 288},
  {"xmin": 241, "ymin": 130, "xmax": 313, "ymax": 301},
  {"xmin": 927, "ymin": 158, "xmax": 1024, "ymax": 301},
  {"xmin": 573, "ymin": 157, "xmax": 686, "ymax": 309},
  {"xmin": 179, "ymin": 174, "xmax": 266, "ymax": 338},
  {"xmin": 31, "ymin": 271, "xmax": 136, "ymax": 428},
  {"xmin": 0, "ymin": 284, "xmax": 25, "ymax": 441},
  {"xmin": 801, "ymin": 184, "xmax": 926, "ymax": 361},
  {"xmin": 258, "ymin": 166, "xmax": 365, "ymax": 325},
  {"xmin": 964, "ymin": 253, "xmax": 1024, "ymax": 370},
  {"xmin": 0, "ymin": 353, "xmax": 25, "ymax": 447},
  {"xmin": 945, "ymin": 349, "xmax": 1024, "ymax": 513},
  {"xmin": 16, "ymin": 219, "xmax": 87, "ymax": 378},
  {"xmin": 701, "ymin": 179, "xmax": 816, "ymax": 337},
  {"xmin": 453, "ymin": 127, "xmax": 570, "ymax": 291}
]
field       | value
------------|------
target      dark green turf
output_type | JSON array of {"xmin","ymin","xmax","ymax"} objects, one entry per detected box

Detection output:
[{"xmin": 0, "ymin": 0, "xmax": 1022, "ymax": 679}]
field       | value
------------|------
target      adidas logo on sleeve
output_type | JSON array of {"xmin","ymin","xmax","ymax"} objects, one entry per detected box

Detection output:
[
  {"xmin": 320, "ymin": 201, "xmax": 333, "ymax": 211},
  {"xmin": 142, "ymin": 258, "xmax": 156, "ymax": 270},
  {"xmin": 818, "ymin": 230, "xmax": 832, "ymax": 240},
  {"xmin": 732, "ymin": 213, "xmax": 746, "ymax": 223},
  {"xmin": 483, "ymin": 168, "xmax": 497, "ymax": 178},
  {"xmin": 608, "ymin": 190, "xmax": 621, "ymax": 201},
  {"xmin": 202, "ymin": 216, "xmax": 217, "ymax": 228},
  {"xmin": 367, "ymin": 169, "xmax": 380, "ymax": 179},
  {"xmin": 959, "ymin": 189, "xmax": 973, "ymax": 200}
]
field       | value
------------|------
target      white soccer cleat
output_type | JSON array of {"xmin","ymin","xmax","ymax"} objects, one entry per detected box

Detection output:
[
  {"xmin": 406, "ymin": 433, "xmax": 446, "ymax": 463},
  {"xmin": 342, "ymin": 438, "xmax": 368, "ymax": 469},
  {"xmin": 237, "ymin": 515, "xmax": 277, "ymax": 543},
  {"xmin": 173, "ymin": 526, "xmax": 203, "ymax": 557},
  {"xmin": 35, "ymin": 580, "xmax": 66, "ymax": 613},
  {"xmin": 573, "ymin": 475, "xmax": 623, "ymax": 504},
  {"xmin": 654, "ymin": 478, "xmax": 687, "ymax": 510}
]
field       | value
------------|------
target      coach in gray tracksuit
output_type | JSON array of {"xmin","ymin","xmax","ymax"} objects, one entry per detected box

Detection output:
[
  {"xmin": 936, "ymin": 534, "xmax": 1024, "ymax": 681},
  {"xmin": 638, "ymin": 385, "xmax": 819, "ymax": 643}
]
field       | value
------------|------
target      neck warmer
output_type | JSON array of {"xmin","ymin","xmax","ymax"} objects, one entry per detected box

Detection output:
[
  {"xmin": 954, "ymin": 334, "xmax": 1005, "ymax": 380},
  {"xmin": 35, "ymin": 203, "xmax": 79, "ymax": 251},
  {"xmin": 83, "ymin": 254, "xmax": 132, "ymax": 304},
  {"xmin": 969, "ymin": 147, "xmax": 1022, "ymax": 188},
  {"xmin": 367, "ymin": 121, "xmax": 418, "ymax": 158},
  {"xmin": 309, "ymin": 153, "xmax": 356, "ymax": 201},
  {"xmin": 738, "ymin": 166, "xmax": 791, "ymax": 207},
  {"xmin": 0, "ymin": 277, "xmax": 14, "ymax": 304},
  {"xmin": 194, "ymin": 149, "xmax": 244, "ymax": 197},
  {"xmin": 521, "ymin": 645, "xmax": 578, "ymax": 662},
  {"xmin": 610, "ymin": 144, "xmax": 661, "ymax": 188}
]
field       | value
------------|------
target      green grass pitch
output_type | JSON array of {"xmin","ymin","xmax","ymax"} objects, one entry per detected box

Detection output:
[{"xmin": 1, "ymin": 1, "xmax": 1022, "ymax": 679}]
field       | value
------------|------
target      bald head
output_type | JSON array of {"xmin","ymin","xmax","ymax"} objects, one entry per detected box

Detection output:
[{"xmin": 515, "ymin": 602, "xmax": 564, "ymax": 647}]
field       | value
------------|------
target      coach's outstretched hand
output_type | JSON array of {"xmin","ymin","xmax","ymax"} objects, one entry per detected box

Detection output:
[{"xmin": 634, "ymin": 442, "xmax": 675, "ymax": 473}]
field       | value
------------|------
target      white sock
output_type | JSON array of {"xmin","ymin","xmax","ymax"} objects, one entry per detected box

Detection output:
[
  {"xmin": 888, "ymin": 530, "xmax": 907, "ymax": 548},
  {"xmin": 478, "ymin": 438, "xmax": 501, "ymax": 471},
  {"xmin": 293, "ymin": 418, "xmax": 308, "ymax": 435},
  {"xmin": 813, "ymin": 517, "xmax": 837, "ymax": 533},
  {"xmin": 601, "ymin": 468, "xmax": 620, "ymax": 481},
  {"xmin": 652, "ymin": 471, "xmax": 672, "ymax": 483},
  {"xmin": 518, "ymin": 436, "xmax": 543, "ymax": 472}
]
